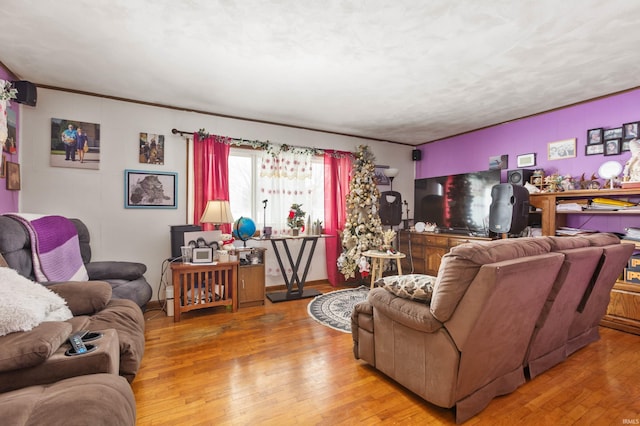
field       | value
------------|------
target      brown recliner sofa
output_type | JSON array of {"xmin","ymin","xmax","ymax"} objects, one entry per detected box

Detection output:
[
  {"xmin": 351, "ymin": 234, "xmax": 632, "ymax": 423},
  {"xmin": 523, "ymin": 233, "xmax": 634, "ymax": 379},
  {"xmin": 0, "ymin": 253, "xmax": 144, "ymax": 424}
]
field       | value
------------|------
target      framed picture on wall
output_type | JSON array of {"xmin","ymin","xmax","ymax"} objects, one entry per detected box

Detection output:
[
  {"xmin": 587, "ymin": 128, "xmax": 603, "ymax": 145},
  {"xmin": 622, "ymin": 122, "xmax": 639, "ymax": 140},
  {"xmin": 139, "ymin": 132, "xmax": 165, "ymax": 164},
  {"xmin": 50, "ymin": 118, "xmax": 101, "ymax": 170},
  {"xmin": 603, "ymin": 127, "xmax": 623, "ymax": 140},
  {"xmin": 547, "ymin": 138, "xmax": 576, "ymax": 160},
  {"xmin": 0, "ymin": 154, "xmax": 5, "ymax": 178},
  {"xmin": 6, "ymin": 161, "xmax": 20, "ymax": 190},
  {"xmin": 604, "ymin": 139, "xmax": 621, "ymax": 156},
  {"xmin": 622, "ymin": 140, "xmax": 631, "ymax": 152},
  {"xmin": 585, "ymin": 143, "xmax": 604, "ymax": 156},
  {"xmin": 516, "ymin": 153, "xmax": 536, "ymax": 168},
  {"xmin": 124, "ymin": 169, "xmax": 178, "ymax": 209},
  {"xmin": 374, "ymin": 165, "xmax": 390, "ymax": 185},
  {"xmin": 488, "ymin": 155, "xmax": 508, "ymax": 170}
]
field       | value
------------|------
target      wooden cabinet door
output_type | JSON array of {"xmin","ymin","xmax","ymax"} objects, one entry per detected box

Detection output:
[
  {"xmin": 238, "ymin": 264, "xmax": 265, "ymax": 307},
  {"xmin": 425, "ymin": 247, "xmax": 446, "ymax": 276}
]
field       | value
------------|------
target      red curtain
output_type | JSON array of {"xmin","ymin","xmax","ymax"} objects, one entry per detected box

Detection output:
[
  {"xmin": 193, "ymin": 133, "xmax": 231, "ymax": 233},
  {"xmin": 324, "ymin": 151, "xmax": 353, "ymax": 286}
]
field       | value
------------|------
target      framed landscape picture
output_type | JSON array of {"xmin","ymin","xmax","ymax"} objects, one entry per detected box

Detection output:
[
  {"xmin": 517, "ymin": 153, "xmax": 536, "ymax": 168},
  {"xmin": 124, "ymin": 169, "xmax": 177, "ymax": 209},
  {"xmin": 548, "ymin": 138, "xmax": 576, "ymax": 160}
]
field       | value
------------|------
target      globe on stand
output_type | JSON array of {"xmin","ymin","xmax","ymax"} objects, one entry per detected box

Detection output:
[{"xmin": 233, "ymin": 217, "xmax": 257, "ymax": 247}]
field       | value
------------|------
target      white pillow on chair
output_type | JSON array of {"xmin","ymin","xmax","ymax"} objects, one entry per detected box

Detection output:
[{"xmin": 0, "ymin": 267, "xmax": 73, "ymax": 336}]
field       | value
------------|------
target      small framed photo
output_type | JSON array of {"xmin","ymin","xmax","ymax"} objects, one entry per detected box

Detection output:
[
  {"xmin": 516, "ymin": 153, "xmax": 536, "ymax": 168},
  {"xmin": 6, "ymin": 161, "xmax": 20, "ymax": 190},
  {"xmin": 548, "ymin": 138, "xmax": 576, "ymax": 160},
  {"xmin": 191, "ymin": 247, "xmax": 213, "ymax": 263},
  {"xmin": 124, "ymin": 169, "xmax": 178, "ymax": 209},
  {"xmin": 604, "ymin": 139, "xmax": 621, "ymax": 156},
  {"xmin": 585, "ymin": 143, "xmax": 604, "ymax": 156},
  {"xmin": 622, "ymin": 122, "xmax": 639, "ymax": 140},
  {"xmin": 0, "ymin": 154, "xmax": 5, "ymax": 178},
  {"xmin": 587, "ymin": 128, "xmax": 603, "ymax": 145},
  {"xmin": 603, "ymin": 127, "xmax": 623, "ymax": 140},
  {"xmin": 488, "ymin": 154, "xmax": 508, "ymax": 170},
  {"xmin": 622, "ymin": 140, "xmax": 631, "ymax": 152}
]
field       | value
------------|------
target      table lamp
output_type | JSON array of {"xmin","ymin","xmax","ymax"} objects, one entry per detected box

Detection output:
[
  {"xmin": 200, "ymin": 200, "xmax": 234, "ymax": 229},
  {"xmin": 383, "ymin": 168, "xmax": 399, "ymax": 191}
]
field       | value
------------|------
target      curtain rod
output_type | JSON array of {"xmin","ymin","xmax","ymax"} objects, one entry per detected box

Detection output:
[{"xmin": 171, "ymin": 128, "xmax": 353, "ymax": 157}]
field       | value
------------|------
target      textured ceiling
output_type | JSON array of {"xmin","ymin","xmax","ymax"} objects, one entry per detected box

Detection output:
[{"xmin": 1, "ymin": 0, "xmax": 640, "ymax": 145}]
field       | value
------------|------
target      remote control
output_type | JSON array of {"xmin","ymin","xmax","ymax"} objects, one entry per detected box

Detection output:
[{"xmin": 68, "ymin": 332, "xmax": 88, "ymax": 354}]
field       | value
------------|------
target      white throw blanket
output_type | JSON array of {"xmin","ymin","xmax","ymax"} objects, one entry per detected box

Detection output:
[{"xmin": 0, "ymin": 267, "xmax": 73, "ymax": 336}]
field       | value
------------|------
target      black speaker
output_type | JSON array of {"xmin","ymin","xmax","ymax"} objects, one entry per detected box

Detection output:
[
  {"xmin": 507, "ymin": 168, "xmax": 535, "ymax": 186},
  {"xmin": 170, "ymin": 225, "xmax": 201, "ymax": 259},
  {"xmin": 412, "ymin": 149, "xmax": 422, "ymax": 161},
  {"xmin": 379, "ymin": 191, "xmax": 402, "ymax": 226},
  {"xmin": 11, "ymin": 81, "xmax": 37, "ymax": 106},
  {"xmin": 489, "ymin": 184, "xmax": 530, "ymax": 234}
]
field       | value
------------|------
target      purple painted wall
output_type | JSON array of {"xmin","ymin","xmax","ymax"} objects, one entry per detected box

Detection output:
[
  {"xmin": 0, "ymin": 64, "xmax": 19, "ymax": 213},
  {"xmin": 415, "ymin": 88, "xmax": 640, "ymax": 234}
]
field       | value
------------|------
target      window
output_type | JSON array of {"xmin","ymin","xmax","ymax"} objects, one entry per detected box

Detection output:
[{"xmin": 228, "ymin": 148, "xmax": 324, "ymax": 234}]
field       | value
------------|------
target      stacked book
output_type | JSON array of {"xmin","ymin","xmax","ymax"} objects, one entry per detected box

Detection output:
[
  {"xmin": 625, "ymin": 227, "xmax": 640, "ymax": 242},
  {"xmin": 588, "ymin": 197, "xmax": 639, "ymax": 210}
]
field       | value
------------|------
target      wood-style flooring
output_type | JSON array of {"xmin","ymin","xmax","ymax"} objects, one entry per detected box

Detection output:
[{"xmin": 133, "ymin": 282, "xmax": 640, "ymax": 425}]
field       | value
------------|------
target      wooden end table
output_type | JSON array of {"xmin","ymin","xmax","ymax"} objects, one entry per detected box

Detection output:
[
  {"xmin": 170, "ymin": 261, "xmax": 239, "ymax": 322},
  {"xmin": 363, "ymin": 250, "xmax": 406, "ymax": 289}
]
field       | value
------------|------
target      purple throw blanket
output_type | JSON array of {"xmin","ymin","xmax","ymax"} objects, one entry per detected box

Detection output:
[{"xmin": 5, "ymin": 214, "xmax": 89, "ymax": 282}]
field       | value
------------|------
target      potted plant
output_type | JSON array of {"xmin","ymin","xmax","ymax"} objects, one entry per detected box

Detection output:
[{"xmin": 287, "ymin": 203, "xmax": 306, "ymax": 236}]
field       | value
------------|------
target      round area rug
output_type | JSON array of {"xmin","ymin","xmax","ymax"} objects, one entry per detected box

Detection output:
[{"xmin": 307, "ymin": 286, "xmax": 369, "ymax": 333}]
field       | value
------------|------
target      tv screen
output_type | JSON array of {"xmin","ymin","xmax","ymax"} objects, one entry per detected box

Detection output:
[{"xmin": 414, "ymin": 170, "xmax": 500, "ymax": 235}]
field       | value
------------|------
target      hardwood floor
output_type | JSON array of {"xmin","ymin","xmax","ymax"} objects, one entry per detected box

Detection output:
[{"xmin": 133, "ymin": 282, "xmax": 640, "ymax": 425}]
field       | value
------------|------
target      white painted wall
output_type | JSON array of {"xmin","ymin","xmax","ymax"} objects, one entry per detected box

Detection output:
[{"xmin": 18, "ymin": 88, "xmax": 414, "ymax": 301}]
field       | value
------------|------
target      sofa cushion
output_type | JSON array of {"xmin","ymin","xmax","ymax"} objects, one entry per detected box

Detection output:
[
  {"xmin": 0, "ymin": 321, "xmax": 71, "ymax": 372},
  {"xmin": 547, "ymin": 235, "xmax": 591, "ymax": 251},
  {"xmin": 86, "ymin": 261, "xmax": 147, "ymax": 281},
  {"xmin": 378, "ymin": 274, "xmax": 436, "ymax": 302},
  {"xmin": 0, "ymin": 374, "xmax": 137, "ymax": 426},
  {"xmin": 47, "ymin": 281, "xmax": 112, "ymax": 316},
  {"xmin": 430, "ymin": 237, "xmax": 552, "ymax": 322},
  {"xmin": 0, "ymin": 267, "xmax": 73, "ymax": 336},
  {"xmin": 580, "ymin": 232, "xmax": 620, "ymax": 247}
]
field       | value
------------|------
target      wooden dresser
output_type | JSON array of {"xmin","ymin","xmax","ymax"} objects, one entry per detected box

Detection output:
[{"xmin": 398, "ymin": 231, "xmax": 490, "ymax": 276}]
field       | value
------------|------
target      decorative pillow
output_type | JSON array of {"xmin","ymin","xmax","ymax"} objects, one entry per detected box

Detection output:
[
  {"xmin": 378, "ymin": 274, "xmax": 436, "ymax": 302},
  {"xmin": 0, "ymin": 267, "xmax": 73, "ymax": 336}
]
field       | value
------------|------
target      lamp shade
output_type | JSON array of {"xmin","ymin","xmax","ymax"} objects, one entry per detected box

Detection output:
[
  {"xmin": 200, "ymin": 200, "xmax": 234, "ymax": 226},
  {"xmin": 383, "ymin": 168, "xmax": 399, "ymax": 178}
]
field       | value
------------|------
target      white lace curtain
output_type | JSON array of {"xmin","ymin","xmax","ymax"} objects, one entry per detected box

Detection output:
[{"xmin": 258, "ymin": 150, "xmax": 314, "ymax": 236}]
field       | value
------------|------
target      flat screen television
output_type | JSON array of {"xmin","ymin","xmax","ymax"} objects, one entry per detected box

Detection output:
[{"xmin": 414, "ymin": 169, "xmax": 500, "ymax": 235}]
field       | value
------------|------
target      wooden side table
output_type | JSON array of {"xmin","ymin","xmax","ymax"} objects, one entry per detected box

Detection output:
[
  {"xmin": 170, "ymin": 261, "xmax": 239, "ymax": 322},
  {"xmin": 363, "ymin": 250, "xmax": 406, "ymax": 289}
]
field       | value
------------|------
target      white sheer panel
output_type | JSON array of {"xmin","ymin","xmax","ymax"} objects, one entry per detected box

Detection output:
[{"xmin": 258, "ymin": 150, "xmax": 315, "ymax": 236}]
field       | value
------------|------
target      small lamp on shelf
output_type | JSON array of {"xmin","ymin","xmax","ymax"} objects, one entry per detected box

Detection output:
[
  {"xmin": 383, "ymin": 167, "xmax": 399, "ymax": 191},
  {"xmin": 200, "ymin": 200, "xmax": 234, "ymax": 230}
]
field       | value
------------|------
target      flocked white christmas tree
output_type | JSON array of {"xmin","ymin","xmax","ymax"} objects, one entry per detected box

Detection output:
[{"xmin": 337, "ymin": 145, "xmax": 384, "ymax": 279}]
